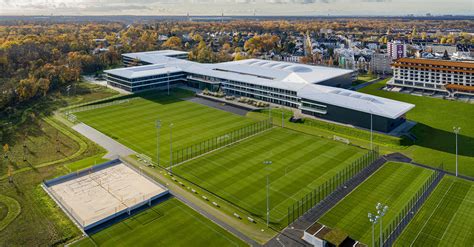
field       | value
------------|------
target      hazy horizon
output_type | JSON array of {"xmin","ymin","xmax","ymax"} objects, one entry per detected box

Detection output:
[{"xmin": 1, "ymin": 0, "xmax": 473, "ymax": 16}]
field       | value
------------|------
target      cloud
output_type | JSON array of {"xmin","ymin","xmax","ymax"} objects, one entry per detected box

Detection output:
[{"xmin": 0, "ymin": 0, "xmax": 472, "ymax": 15}]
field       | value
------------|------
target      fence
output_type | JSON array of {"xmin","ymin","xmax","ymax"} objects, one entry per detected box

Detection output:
[
  {"xmin": 287, "ymin": 147, "xmax": 380, "ymax": 225},
  {"xmin": 171, "ymin": 118, "xmax": 273, "ymax": 165},
  {"xmin": 376, "ymin": 168, "xmax": 444, "ymax": 247},
  {"xmin": 65, "ymin": 98, "xmax": 133, "ymax": 114}
]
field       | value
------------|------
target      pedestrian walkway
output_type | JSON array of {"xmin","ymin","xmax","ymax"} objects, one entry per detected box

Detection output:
[{"xmin": 72, "ymin": 123, "xmax": 136, "ymax": 159}]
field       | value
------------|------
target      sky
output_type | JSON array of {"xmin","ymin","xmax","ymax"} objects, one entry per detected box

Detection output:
[{"xmin": 0, "ymin": 0, "xmax": 473, "ymax": 16}]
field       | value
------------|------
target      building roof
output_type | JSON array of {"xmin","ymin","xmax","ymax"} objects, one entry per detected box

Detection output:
[
  {"xmin": 122, "ymin": 50, "xmax": 189, "ymax": 64},
  {"xmin": 395, "ymin": 58, "xmax": 474, "ymax": 69},
  {"xmin": 298, "ymin": 84, "xmax": 414, "ymax": 119},
  {"xmin": 104, "ymin": 64, "xmax": 182, "ymax": 79},
  {"xmin": 213, "ymin": 59, "xmax": 354, "ymax": 84}
]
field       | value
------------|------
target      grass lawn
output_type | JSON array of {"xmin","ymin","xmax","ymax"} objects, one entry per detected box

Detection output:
[
  {"xmin": 353, "ymin": 73, "xmax": 377, "ymax": 86},
  {"xmin": 319, "ymin": 162, "xmax": 434, "ymax": 244},
  {"xmin": 71, "ymin": 198, "xmax": 247, "ymax": 247},
  {"xmin": 57, "ymin": 81, "xmax": 119, "ymax": 106},
  {"xmin": 395, "ymin": 176, "xmax": 474, "ymax": 246},
  {"xmin": 1, "ymin": 120, "xmax": 80, "ymax": 177},
  {"xmin": 0, "ymin": 165, "xmax": 81, "ymax": 246},
  {"xmin": 75, "ymin": 89, "xmax": 255, "ymax": 166},
  {"xmin": 173, "ymin": 128, "xmax": 366, "ymax": 229},
  {"xmin": 64, "ymin": 153, "xmax": 108, "ymax": 172},
  {"xmin": 359, "ymin": 79, "xmax": 474, "ymax": 177}
]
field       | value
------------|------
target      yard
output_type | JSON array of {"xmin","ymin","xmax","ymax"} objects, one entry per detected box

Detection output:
[
  {"xmin": 359, "ymin": 79, "xmax": 474, "ymax": 177},
  {"xmin": 173, "ymin": 128, "xmax": 367, "ymax": 229},
  {"xmin": 75, "ymin": 89, "xmax": 255, "ymax": 166},
  {"xmin": 71, "ymin": 198, "xmax": 247, "ymax": 247},
  {"xmin": 318, "ymin": 162, "xmax": 434, "ymax": 244}
]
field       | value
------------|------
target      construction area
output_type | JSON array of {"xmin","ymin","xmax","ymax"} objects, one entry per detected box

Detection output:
[{"xmin": 43, "ymin": 159, "xmax": 169, "ymax": 230}]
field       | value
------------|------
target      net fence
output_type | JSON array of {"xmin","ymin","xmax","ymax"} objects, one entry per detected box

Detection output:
[
  {"xmin": 171, "ymin": 118, "xmax": 273, "ymax": 165},
  {"xmin": 288, "ymin": 147, "xmax": 380, "ymax": 225}
]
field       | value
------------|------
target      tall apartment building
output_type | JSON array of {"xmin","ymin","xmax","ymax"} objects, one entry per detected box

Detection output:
[
  {"xmin": 389, "ymin": 58, "xmax": 474, "ymax": 97},
  {"xmin": 387, "ymin": 41, "xmax": 407, "ymax": 60},
  {"xmin": 370, "ymin": 53, "xmax": 392, "ymax": 74}
]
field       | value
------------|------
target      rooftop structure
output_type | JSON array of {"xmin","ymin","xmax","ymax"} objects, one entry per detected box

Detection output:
[
  {"xmin": 122, "ymin": 50, "xmax": 189, "ymax": 66},
  {"xmin": 105, "ymin": 50, "xmax": 415, "ymax": 132}
]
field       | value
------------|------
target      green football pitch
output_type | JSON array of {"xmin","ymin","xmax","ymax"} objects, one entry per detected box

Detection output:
[
  {"xmin": 71, "ymin": 198, "xmax": 247, "ymax": 247},
  {"xmin": 75, "ymin": 89, "xmax": 255, "ymax": 166},
  {"xmin": 318, "ymin": 162, "xmax": 434, "ymax": 245},
  {"xmin": 395, "ymin": 176, "xmax": 474, "ymax": 246},
  {"xmin": 172, "ymin": 128, "xmax": 367, "ymax": 228}
]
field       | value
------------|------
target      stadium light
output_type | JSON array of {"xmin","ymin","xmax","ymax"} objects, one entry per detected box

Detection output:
[
  {"xmin": 376, "ymin": 202, "xmax": 389, "ymax": 246},
  {"xmin": 169, "ymin": 123, "xmax": 174, "ymax": 174},
  {"xmin": 268, "ymin": 104, "xmax": 272, "ymax": 120},
  {"xmin": 263, "ymin": 160, "xmax": 272, "ymax": 227},
  {"xmin": 370, "ymin": 109, "xmax": 373, "ymax": 151},
  {"xmin": 281, "ymin": 110, "xmax": 284, "ymax": 128},
  {"xmin": 368, "ymin": 212, "xmax": 379, "ymax": 247},
  {"xmin": 453, "ymin": 126, "xmax": 461, "ymax": 177},
  {"xmin": 156, "ymin": 120, "xmax": 161, "ymax": 166}
]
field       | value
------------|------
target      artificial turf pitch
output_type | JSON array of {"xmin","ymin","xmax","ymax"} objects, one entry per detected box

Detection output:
[
  {"xmin": 395, "ymin": 176, "xmax": 474, "ymax": 246},
  {"xmin": 173, "ymin": 128, "xmax": 367, "ymax": 228},
  {"xmin": 318, "ymin": 162, "xmax": 434, "ymax": 245},
  {"xmin": 75, "ymin": 89, "xmax": 255, "ymax": 166},
  {"xmin": 71, "ymin": 198, "xmax": 247, "ymax": 247}
]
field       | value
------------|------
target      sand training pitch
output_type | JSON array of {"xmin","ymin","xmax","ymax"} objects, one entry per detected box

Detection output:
[{"xmin": 45, "ymin": 161, "xmax": 168, "ymax": 229}]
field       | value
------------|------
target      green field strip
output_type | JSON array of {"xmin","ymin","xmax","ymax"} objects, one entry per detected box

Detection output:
[
  {"xmin": 319, "ymin": 162, "xmax": 434, "ymax": 244},
  {"xmin": 395, "ymin": 176, "xmax": 474, "ymax": 246},
  {"xmin": 173, "ymin": 128, "xmax": 366, "ymax": 227},
  {"xmin": 75, "ymin": 95, "xmax": 254, "ymax": 166},
  {"xmin": 71, "ymin": 198, "xmax": 247, "ymax": 247}
]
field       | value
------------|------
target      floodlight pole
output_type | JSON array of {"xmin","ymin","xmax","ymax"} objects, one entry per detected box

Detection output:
[
  {"xmin": 281, "ymin": 110, "xmax": 284, "ymax": 128},
  {"xmin": 156, "ymin": 120, "xmax": 161, "ymax": 166},
  {"xmin": 263, "ymin": 160, "xmax": 272, "ymax": 228},
  {"xmin": 268, "ymin": 105, "xmax": 272, "ymax": 120},
  {"xmin": 376, "ymin": 202, "xmax": 389, "ymax": 246},
  {"xmin": 372, "ymin": 219, "xmax": 376, "ymax": 247},
  {"xmin": 169, "ymin": 123, "xmax": 174, "ymax": 174},
  {"xmin": 370, "ymin": 112, "xmax": 373, "ymax": 151},
  {"xmin": 453, "ymin": 126, "xmax": 461, "ymax": 177},
  {"xmin": 368, "ymin": 213, "xmax": 378, "ymax": 247}
]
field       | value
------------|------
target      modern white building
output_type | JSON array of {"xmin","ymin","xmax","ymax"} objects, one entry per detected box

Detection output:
[
  {"xmin": 389, "ymin": 58, "xmax": 474, "ymax": 97},
  {"xmin": 105, "ymin": 50, "xmax": 415, "ymax": 132}
]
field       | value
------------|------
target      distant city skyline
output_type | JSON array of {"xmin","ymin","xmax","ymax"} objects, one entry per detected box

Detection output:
[{"xmin": 0, "ymin": 0, "xmax": 473, "ymax": 16}]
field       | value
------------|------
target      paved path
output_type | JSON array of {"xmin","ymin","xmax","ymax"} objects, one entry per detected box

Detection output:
[
  {"xmin": 172, "ymin": 192, "xmax": 260, "ymax": 246},
  {"xmin": 72, "ymin": 123, "xmax": 136, "ymax": 159}
]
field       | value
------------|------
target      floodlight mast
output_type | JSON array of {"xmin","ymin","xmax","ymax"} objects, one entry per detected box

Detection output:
[
  {"xmin": 156, "ymin": 119, "xmax": 161, "ymax": 166},
  {"xmin": 169, "ymin": 123, "xmax": 173, "ymax": 174},
  {"xmin": 453, "ymin": 127, "xmax": 461, "ymax": 177},
  {"xmin": 376, "ymin": 202, "xmax": 389, "ymax": 246},
  {"xmin": 368, "ymin": 213, "xmax": 379, "ymax": 247},
  {"xmin": 263, "ymin": 160, "xmax": 272, "ymax": 227}
]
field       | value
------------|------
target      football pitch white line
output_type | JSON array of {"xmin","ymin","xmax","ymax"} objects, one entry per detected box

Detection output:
[
  {"xmin": 409, "ymin": 182, "xmax": 455, "ymax": 247},
  {"xmin": 438, "ymin": 183, "xmax": 471, "ymax": 242},
  {"xmin": 175, "ymin": 204, "xmax": 242, "ymax": 247}
]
